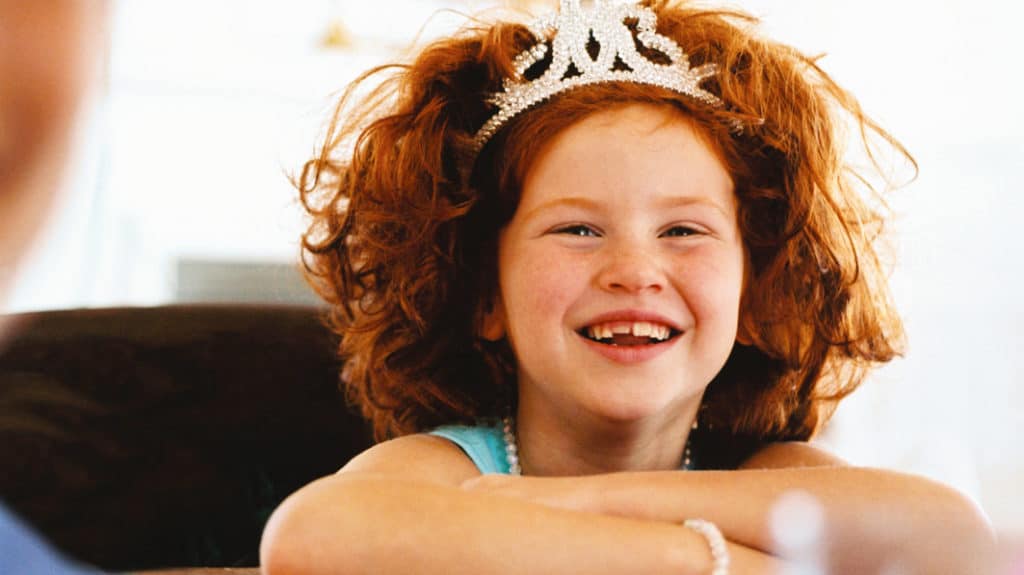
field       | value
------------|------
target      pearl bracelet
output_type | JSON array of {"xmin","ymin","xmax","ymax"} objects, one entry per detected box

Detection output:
[{"xmin": 684, "ymin": 518, "xmax": 730, "ymax": 575}]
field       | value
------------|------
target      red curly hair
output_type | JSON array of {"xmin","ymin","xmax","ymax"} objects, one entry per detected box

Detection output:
[{"xmin": 298, "ymin": 0, "xmax": 912, "ymax": 459}]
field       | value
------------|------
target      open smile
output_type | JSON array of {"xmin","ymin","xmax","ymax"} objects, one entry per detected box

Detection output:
[{"xmin": 576, "ymin": 320, "xmax": 683, "ymax": 347}]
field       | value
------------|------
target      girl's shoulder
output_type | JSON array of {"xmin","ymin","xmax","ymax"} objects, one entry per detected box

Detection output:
[{"xmin": 339, "ymin": 431, "xmax": 483, "ymax": 486}]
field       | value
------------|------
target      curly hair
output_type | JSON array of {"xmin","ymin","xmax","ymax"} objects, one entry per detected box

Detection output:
[{"xmin": 298, "ymin": 0, "xmax": 913, "ymax": 451}]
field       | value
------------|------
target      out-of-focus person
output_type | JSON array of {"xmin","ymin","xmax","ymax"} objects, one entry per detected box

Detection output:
[
  {"xmin": 1, "ymin": 1, "xmax": 108, "ymax": 573},
  {"xmin": 0, "ymin": 0, "xmax": 107, "ymax": 309}
]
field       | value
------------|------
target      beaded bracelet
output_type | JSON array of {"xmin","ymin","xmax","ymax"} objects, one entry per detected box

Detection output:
[{"xmin": 684, "ymin": 518, "xmax": 730, "ymax": 575}]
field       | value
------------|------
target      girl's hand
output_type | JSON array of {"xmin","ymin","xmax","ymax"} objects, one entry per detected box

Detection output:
[{"xmin": 460, "ymin": 474, "xmax": 607, "ymax": 515}]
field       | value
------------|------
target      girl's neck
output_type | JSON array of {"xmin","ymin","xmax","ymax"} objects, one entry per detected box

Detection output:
[{"xmin": 513, "ymin": 394, "xmax": 700, "ymax": 476}]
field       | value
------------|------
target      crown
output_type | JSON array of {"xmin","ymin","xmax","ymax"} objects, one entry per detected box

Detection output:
[{"xmin": 471, "ymin": 0, "xmax": 722, "ymax": 156}]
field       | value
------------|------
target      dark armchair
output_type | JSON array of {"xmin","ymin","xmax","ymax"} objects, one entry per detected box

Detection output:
[{"xmin": 0, "ymin": 305, "xmax": 373, "ymax": 572}]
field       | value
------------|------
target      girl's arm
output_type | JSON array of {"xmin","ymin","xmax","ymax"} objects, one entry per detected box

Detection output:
[
  {"xmin": 259, "ymin": 435, "xmax": 785, "ymax": 575},
  {"xmin": 464, "ymin": 442, "xmax": 995, "ymax": 574}
]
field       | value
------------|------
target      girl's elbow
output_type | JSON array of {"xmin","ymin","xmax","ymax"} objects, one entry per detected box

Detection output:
[
  {"xmin": 260, "ymin": 505, "xmax": 304, "ymax": 575},
  {"xmin": 260, "ymin": 492, "xmax": 320, "ymax": 575},
  {"xmin": 922, "ymin": 479, "xmax": 996, "ymax": 546},
  {"xmin": 259, "ymin": 478, "xmax": 365, "ymax": 575},
  {"xmin": 914, "ymin": 484, "xmax": 997, "ymax": 574},
  {"xmin": 946, "ymin": 490, "xmax": 997, "ymax": 549}
]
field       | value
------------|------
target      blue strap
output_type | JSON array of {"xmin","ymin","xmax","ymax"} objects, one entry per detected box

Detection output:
[{"xmin": 428, "ymin": 423, "xmax": 510, "ymax": 474}]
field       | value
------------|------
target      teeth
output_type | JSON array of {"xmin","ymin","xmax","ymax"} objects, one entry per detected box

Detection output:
[
  {"xmin": 586, "ymin": 321, "xmax": 673, "ymax": 342},
  {"xmin": 633, "ymin": 322, "xmax": 652, "ymax": 337}
]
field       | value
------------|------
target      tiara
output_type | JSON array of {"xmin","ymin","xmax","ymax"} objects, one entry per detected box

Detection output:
[{"xmin": 471, "ymin": 0, "xmax": 723, "ymax": 156}]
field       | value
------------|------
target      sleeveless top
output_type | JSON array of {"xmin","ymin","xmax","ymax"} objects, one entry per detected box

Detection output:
[
  {"xmin": 429, "ymin": 422, "xmax": 720, "ymax": 473},
  {"xmin": 428, "ymin": 422, "xmax": 510, "ymax": 474}
]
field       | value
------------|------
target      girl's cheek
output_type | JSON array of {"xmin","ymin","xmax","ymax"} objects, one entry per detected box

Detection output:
[
  {"xmin": 527, "ymin": 258, "xmax": 587, "ymax": 300},
  {"xmin": 687, "ymin": 257, "xmax": 745, "ymax": 319},
  {"xmin": 524, "ymin": 276, "xmax": 572, "ymax": 313}
]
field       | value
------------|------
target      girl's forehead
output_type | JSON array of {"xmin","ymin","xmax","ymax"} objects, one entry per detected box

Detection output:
[
  {"xmin": 520, "ymin": 103, "xmax": 726, "ymax": 175},
  {"xmin": 514, "ymin": 104, "xmax": 736, "ymax": 220},
  {"xmin": 524, "ymin": 104, "xmax": 731, "ymax": 188}
]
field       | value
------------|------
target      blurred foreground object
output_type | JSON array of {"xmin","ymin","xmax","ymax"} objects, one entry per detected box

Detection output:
[{"xmin": 0, "ymin": 0, "xmax": 107, "ymax": 301}]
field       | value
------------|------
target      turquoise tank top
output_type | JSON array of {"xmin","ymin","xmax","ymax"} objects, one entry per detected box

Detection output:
[
  {"xmin": 429, "ymin": 422, "xmax": 700, "ymax": 473},
  {"xmin": 428, "ymin": 422, "xmax": 510, "ymax": 474}
]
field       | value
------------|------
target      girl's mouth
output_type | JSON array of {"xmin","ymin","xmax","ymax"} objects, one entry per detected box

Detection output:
[{"xmin": 577, "ymin": 320, "xmax": 681, "ymax": 346}]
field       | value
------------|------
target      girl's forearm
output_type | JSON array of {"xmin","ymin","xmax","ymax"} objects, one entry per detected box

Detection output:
[
  {"xmin": 260, "ymin": 474, "xmax": 784, "ymax": 575},
  {"xmin": 591, "ymin": 468, "xmax": 994, "ymax": 574}
]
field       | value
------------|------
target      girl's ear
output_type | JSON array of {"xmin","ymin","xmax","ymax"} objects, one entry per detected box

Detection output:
[{"xmin": 478, "ymin": 295, "xmax": 507, "ymax": 341}]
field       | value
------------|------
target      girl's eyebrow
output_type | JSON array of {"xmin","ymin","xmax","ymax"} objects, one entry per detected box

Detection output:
[
  {"xmin": 521, "ymin": 194, "xmax": 731, "ymax": 222},
  {"xmin": 655, "ymin": 195, "xmax": 733, "ymax": 218},
  {"xmin": 520, "ymin": 197, "xmax": 600, "ymax": 222}
]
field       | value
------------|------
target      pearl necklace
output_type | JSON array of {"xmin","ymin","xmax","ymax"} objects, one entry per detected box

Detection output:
[{"xmin": 501, "ymin": 415, "xmax": 697, "ymax": 475}]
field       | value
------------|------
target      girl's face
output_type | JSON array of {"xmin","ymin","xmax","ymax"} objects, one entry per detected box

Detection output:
[{"xmin": 484, "ymin": 104, "xmax": 746, "ymax": 427}]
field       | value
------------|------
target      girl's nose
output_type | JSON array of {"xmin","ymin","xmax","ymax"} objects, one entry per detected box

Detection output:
[{"xmin": 596, "ymin": 243, "xmax": 665, "ymax": 295}]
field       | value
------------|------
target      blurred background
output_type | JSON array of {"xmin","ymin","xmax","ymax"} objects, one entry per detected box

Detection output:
[{"xmin": 4, "ymin": 0, "xmax": 1021, "ymax": 533}]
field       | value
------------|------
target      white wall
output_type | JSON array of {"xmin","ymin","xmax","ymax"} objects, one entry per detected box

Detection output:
[
  {"xmin": 5, "ymin": 0, "xmax": 1023, "ymax": 532},
  {"xmin": 741, "ymin": 0, "xmax": 1024, "ymax": 531}
]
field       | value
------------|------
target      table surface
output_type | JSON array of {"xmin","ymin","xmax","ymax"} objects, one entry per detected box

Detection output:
[{"xmin": 135, "ymin": 570, "xmax": 261, "ymax": 575}]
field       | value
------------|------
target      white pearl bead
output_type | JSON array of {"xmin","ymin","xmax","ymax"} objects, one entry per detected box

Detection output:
[{"xmin": 502, "ymin": 414, "xmax": 695, "ymax": 475}]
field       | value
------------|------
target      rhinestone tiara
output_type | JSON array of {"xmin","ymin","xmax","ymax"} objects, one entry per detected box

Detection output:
[{"xmin": 471, "ymin": 0, "xmax": 722, "ymax": 156}]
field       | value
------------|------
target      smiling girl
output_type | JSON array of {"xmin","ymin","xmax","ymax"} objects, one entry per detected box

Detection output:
[
  {"xmin": 261, "ymin": 1, "xmax": 992, "ymax": 573},
  {"xmin": 484, "ymin": 104, "xmax": 744, "ymax": 476}
]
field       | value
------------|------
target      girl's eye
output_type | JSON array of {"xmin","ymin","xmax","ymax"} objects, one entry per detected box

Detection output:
[
  {"xmin": 554, "ymin": 224, "xmax": 600, "ymax": 237},
  {"xmin": 661, "ymin": 225, "xmax": 701, "ymax": 238}
]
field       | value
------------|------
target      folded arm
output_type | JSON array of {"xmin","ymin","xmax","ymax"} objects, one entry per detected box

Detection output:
[
  {"xmin": 464, "ymin": 442, "xmax": 995, "ymax": 574},
  {"xmin": 260, "ymin": 435, "xmax": 785, "ymax": 575}
]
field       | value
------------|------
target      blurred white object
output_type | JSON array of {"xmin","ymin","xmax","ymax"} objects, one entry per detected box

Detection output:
[{"xmin": 771, "ymin": 490, "xmax": 826, "ymax": 575}]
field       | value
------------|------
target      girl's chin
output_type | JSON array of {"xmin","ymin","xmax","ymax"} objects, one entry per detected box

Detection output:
[{"xmin": 569, "ymin": 388, "xmax": 702, "ymax": 427}]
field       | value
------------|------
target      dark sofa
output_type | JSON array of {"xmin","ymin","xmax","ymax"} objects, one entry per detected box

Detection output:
[{"xmin": 0, "ymin": 305, "xmax": 373, "ymax": 571}]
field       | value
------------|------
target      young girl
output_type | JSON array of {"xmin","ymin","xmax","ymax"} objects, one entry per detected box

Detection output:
[{"xmin": 262, "ymin": 1, "xmax": 993, "ymax": 573}]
